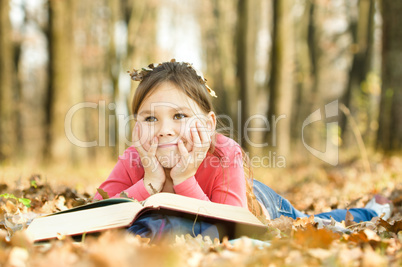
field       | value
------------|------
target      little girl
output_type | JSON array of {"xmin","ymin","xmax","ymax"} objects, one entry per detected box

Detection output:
[{"xmin": 94, "ymin": 60, "xmax": 391, "ymax": 227}]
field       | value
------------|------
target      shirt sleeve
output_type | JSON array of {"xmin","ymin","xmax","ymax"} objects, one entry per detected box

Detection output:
[
  {"xmin": 209, "ymin": 148, "xmax": 247, "ymax": 207},
  {"xmin": 93, "ymin": 148, "xmax": 149, "ymax": 201},
  {"xmin": 173, "ymin": 145, "xmax": 247, "ymax": 208},
  {"xmin": 173, "ymin": 176, "xmax": 209, "ymax": 201}
]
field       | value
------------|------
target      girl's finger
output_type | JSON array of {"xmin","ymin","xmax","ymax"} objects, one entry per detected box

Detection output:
[
  {"xmin": 177, "ymin": 139, "xmax": 189, "ymax": 157},
  {"xmin": 191, "ymin": 125, "xmax": 202, "ymax": 150},
  {"xmin": 183, "ymin": 120, "xmax": 196, "ymax": 151},
  {"xmin": 133, "ymin": 123, "xmax": 147, "ymax": 155},
  {"xmin": 148, "ymin": 137, "xmax": 158, "ymax": 156},
  {"xmin": 185, "ymin": 138, "xmax": 193, "ymax": 152},
  {"xmin": 196, "ymin": 121, "xmax": 210, "ymax": 147},
  {"xmin": 177, "ymin": 139, "xmax": 192, "ymax": 170}
]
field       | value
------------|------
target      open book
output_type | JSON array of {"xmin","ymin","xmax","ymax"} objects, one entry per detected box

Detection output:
[{"xmin": 27, "ymin": 193, "xmax": 267, "ymax": 242}]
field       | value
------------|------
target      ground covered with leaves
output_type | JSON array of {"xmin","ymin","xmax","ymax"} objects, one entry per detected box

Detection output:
[{"xmin": 0, "ymin": 156, "xmax": 401, "ymax": 266}]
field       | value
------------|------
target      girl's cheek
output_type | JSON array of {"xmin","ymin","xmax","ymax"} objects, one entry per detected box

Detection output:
[
  {"xmin": 183, "ymin": 116, "xmax": 207, "ymax": 144},
  {"xmin": 138, "ymin": 123, "xmax": 153, "ymax": 150}
]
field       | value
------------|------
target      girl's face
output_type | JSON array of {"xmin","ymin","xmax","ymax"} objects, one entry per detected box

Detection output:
[{"xmin": 135, "ymin": 82, "xmax": 216, "ymax": 168}]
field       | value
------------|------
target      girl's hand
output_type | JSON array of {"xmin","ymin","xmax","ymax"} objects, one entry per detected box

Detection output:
[
  {"xmin": 170, "ymin": 120, "xmax": 211, "ymax": 185},
  {"xmin": 133, "ymin": 122, "xmax": 166, "ymax": 195}
]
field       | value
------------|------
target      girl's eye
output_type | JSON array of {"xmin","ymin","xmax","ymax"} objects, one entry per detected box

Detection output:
[
  {"xmin": 174, "ymin": 113, "xmax": 187, "ymax": 120},
  {"xmin": 145, "ymin": 116, "xmax": 157, "ymax": 122}
]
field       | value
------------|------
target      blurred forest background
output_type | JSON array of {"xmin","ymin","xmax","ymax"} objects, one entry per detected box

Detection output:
[{"xmin": 0, "ymin": 0, "xmax": 401, "ymax": 169}]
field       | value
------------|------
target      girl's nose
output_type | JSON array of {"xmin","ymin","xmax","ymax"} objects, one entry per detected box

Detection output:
[{"xmin": 157, "ymin": 121, "xmax": 175, "ymax": 137}]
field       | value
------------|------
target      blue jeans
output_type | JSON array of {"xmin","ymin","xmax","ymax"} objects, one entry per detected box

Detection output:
[
  {"xmin": 253, "ymin": 180, "xmax": 378, "ymax": 222},
  {"xmin": 127, "ymin": 213, "xmax": 219, "ymax": 242}
]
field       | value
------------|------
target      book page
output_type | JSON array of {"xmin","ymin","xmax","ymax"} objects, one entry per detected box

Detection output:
[
  {"xmin": 47, "ymin": 198, "xmax": 139, "ymax": 216},
  {"xmin": 143, "ymin": 193, "xmax": 264, "ymax": 226},
  {"xmin": 27, "ymin": 202, "xmax": 142, "ymax": 241}
]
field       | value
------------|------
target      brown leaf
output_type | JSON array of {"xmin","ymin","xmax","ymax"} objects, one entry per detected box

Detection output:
[
  {"xmin": 378, "ymin": 218, "xmax": 402, "ymax": 233},
  {"xmin": 268, "ymin": 215, "xmax": 294, "ymax": 234},
  {"xmin": 363, "ymin": 229, "xmax": 381, "ymax": 242},
  {"xmin": 345, "ymin": 209, "xmax": 355, "ymax": 227},
  {"xmin": 293, "ymin": 215, "xmax": 316, "ymax": 228},
  {"xmin": 361, "ymin": 245, "xmax": 388, "ymax": 266},
  {"xmin": 96, "ymin": 188, "xmax": 109, "ymax": 200},
  {"xmin": 307, "ymin": 248, "xmax": 333, "ymax": 260},
  {"xmin": 10, "ymin": 230, "xmax": 33, "ymax": 249},
  {"xmin": 346, "ymin": 229, "xmax": 381, "ymax": 245},
  {"xmin": 5, "ymin": 200, "xmax": 19, "ymax": 214},
  {"xmin": 294, "ymin": 224, "xmax": 341, "ymax": 249},
  {"xmin": 293, "ymin": 224, "xmax": 341, "ymax": 249},
  {"xmin": 7, "ymin": 247, "xmax": 29, "ymax": 267},
  {"xmin": 119, "ymin": 191, "xmax": 129, "ymax": 198}
]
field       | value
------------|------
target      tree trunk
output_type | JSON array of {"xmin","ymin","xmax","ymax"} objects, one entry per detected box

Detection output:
[
  {"xmin": 0, "ymin": 0, "xmax": 18, "ymax": 162},
  {"xmin": 267, "ymin": 0, "xmax": 295, "ymax": 159},
  {"xmin": 341, "ymin": 0, "xmax": 375, "ymax": 144},
  {"xmin": 377, "ymin": 0, "xmax": 402, "ymax": 151},
  {"xmin": 292, "ymin": 0, "xmax": 313, "ymax": 143},
  {"xmin": 45, "ymin": 0, "xmax": 85, "ymax": 164},
  {"xmin": 107, "ymin": 0, "xmax": 123, "ymax": 158},
  {"xmin": 122, "ymin": 0, "xmax": 157, "ymax": 154},
  {"xmin": 236, "ymin": 0, "xmax": 258, "ymax": 152},
  {"xmin": 301, "ymin": 1, "xmax": 352, "ymax": 164},
  {"xmin": 201, "ymin": 0, "xmax": 237, "ymax": 121},
  {"xmin": 126, "ymin": 0, "xmax": 157, "ymax": 69}
]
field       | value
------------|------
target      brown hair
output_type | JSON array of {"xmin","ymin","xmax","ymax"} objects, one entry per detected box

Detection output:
[
  {"xmin": 130, "ymin": 61, "xmax": 262, "ymax": 217},
  {"xmin": 132, "ymin": 61, "xmax": 212, "ymax": 117}
]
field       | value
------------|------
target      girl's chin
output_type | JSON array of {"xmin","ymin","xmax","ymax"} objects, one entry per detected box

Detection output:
[
  {"xmin": 158, "ymin": 161, "xmax": 177, "ymax": 168},
  {"xmin": 156, "ymin": 152, "xmax": 180, "ymax": 168}
]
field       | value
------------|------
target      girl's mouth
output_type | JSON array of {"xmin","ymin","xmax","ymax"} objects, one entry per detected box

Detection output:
[{"xmin": 158, "ymin": 143, "xmax": 178, "ymax": 148}]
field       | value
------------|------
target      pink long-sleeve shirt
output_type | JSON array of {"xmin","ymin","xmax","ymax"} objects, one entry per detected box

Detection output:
[{"xmin": 94, "ymin": 134, "xmax": 247, "ymax": 208}]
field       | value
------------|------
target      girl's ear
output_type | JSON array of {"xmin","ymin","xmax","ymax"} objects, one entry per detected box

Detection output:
[{"xmin": 206, "ymin": 111, "xmax": 217, "ymax": 134}]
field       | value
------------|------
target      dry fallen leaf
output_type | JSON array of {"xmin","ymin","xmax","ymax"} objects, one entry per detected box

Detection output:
[
  {"xmin": 267, "ymin": 215, "xmax": 294, "ymax": 234},
  {"xmin": 96, "ymin": 188, "xmax": 109, "ymax": 200},
  {"xmin": 0, "ymin": 160, "xmax": 401, "ymax": 266},
  {"xmin": 293, "ymin": 224, "xmax": 341, "ymax": 249},
  {"xmin": 345, "ymin": 209, "xmax": 355, "ymax": 227},
  {"xmin": 378, "ymin": 218, "xmax": 402, "ymax": 233}
]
